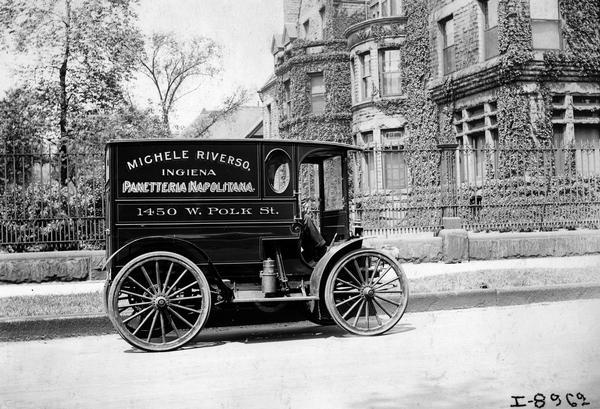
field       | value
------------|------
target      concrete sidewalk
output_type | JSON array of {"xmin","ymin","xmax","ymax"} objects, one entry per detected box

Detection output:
[
  {"xmin": 2, "ymin": 254, "xmax": 598, "ymax": 298},
  {"xmin": 1, "ymin": 255, "xmax": 600, "ymax": 341}
]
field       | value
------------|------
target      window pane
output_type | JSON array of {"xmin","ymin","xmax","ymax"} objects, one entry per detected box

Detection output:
[
  {"xmin": 324, "ymin": 156, "xmax": 344, "ymax": 210},
  {"xmin": 443, "ymin": 45, "xmax": 455, "ymax": 74},
  {"xmin": 383, "ymin": 152, "xmax": 407, "ymax": 190},
  {"xmin": 382, "ymin": 49, "xmax": 401, "ymax": 71},
  {"xmin": 284, "ymin": 80, "xmax": 291, "ymax": 116},
  {"xmin": 390, "ymin": 0, "xmax": 401, "ymax": 16},
  {"xmin": 484, "ymin": 26, "xmax": 499, "ymax": 59},
  {"xmin": 574, "ymin": 125, "xmax": 600, "ymax": 177},
  {"xmin": 487, "ymin": 0, "xmax": 498, "ymax": 27},
  {"xmin": 266, "ymin": 150, "xmax": 291, "ymax": 194},
  {"xmin": 471, "ymin": 133, "xmax": 486, "ymax": 180},
  {"xmin": 361, "ymin": 131, "xmax": 374, "ymax": 145},
  {"xmin": 529, "ymin": 0, "xmax": 559, "ymax": 19},
  {"xmin": 381, "ymin": 50, "xmax": 401, "ymax": 95},
  {"xmin": 575, "ymin": 125, "xmax": 600, "ymax": 146},
  {"xmin": 442, "ymin": 18, "xmax": 454, "ymax": 46},
  {"xmin": 382, "ymin": 129, "xmax": 404, "ymax": 145},
  {"xmin": 361, "ymin": 53, "xmax": 371, "ymax": 100},
  {"xmin": 310, "ymin": 74, "xmax": 325, "ymax": 114},
  {"xmin": 312, "ymin": 94, "xmax": 325, "ymax": 114},
  {"xmin": 532, "ymin": 20, "xmax": 560, "ymax": 49},
  {"xmin": 362, "ymin": 53, "xmax": 371, "ymax": 76},
  {"xmin": 363, "ymin": 151, "xmax": 376, "ymax": 192},
  {"xmin": 382, "ymin": 73, "xmax": 402, "ymax": 96},
  {"xmin": 310, "ymin": 75, "xmax": 325, "ymax": 94}
]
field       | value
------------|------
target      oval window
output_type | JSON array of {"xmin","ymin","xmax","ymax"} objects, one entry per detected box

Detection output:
[{"xmin": 266, "ymin": 149, "xmax": 291, "ymax": 194}]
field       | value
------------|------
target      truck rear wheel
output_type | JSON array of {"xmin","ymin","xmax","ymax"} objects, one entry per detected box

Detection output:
[
  {"xmin": 108, "ymin": 251, "xmax": 211, "ymax": 352},
  {"xmin": 324, "ymin": 249, "xmax": 408, "ymax": 336}
]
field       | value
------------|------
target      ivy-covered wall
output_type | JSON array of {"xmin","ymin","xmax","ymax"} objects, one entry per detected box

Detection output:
[
  {"xmin": 495, "ymin": 0, "xmax": 600, "ymax": 151},
  {"xmin": 273, "ymin": 0, "xmax": 365, "ymax": 144},
  {"xmin": 367, "ymin": 0, "xmax": 440, "ymax": 186},
  {"xmin": 275, "ymin": 40, "xmax": 353, "ymax": 143},
  {"xmin": 265, "ymin": 0, "xmax": 600, "ymax": 232}
]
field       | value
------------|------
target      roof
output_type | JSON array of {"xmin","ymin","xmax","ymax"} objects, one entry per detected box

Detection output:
[
  {"xmin": 258, "ymin": 73, "xmax": 277, "ymax": 94},
  {"xmin": 183, "ymin": 106, "xmax": 263, "ymax": 139},
  {"xmin": 107, "ymin": 138, "xmax": 360, "ymax": 151}
]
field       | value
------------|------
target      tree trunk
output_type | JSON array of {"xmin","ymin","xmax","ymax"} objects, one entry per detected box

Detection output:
[
  {"xmin": 59, "ymin": 55, "xmax": 69, "ymax": 185},
  {"xmin": 161, "ymin": 104, "xmax": 171, "ymax": 135},
  {"xmin": 59, "ymin": 0, "xmax": 71, "ymax": 185}
]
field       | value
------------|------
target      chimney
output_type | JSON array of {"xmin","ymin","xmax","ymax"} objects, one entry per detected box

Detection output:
[{"xmin": 284, "ymin": 0, "xmax": 300, "ymax": 24}]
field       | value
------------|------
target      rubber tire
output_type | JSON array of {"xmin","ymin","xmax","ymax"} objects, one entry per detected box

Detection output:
[
  {"xmin": 108, "ymin": 251, "xmax": 211, "ymax": 352},
  {"xmin": 324, "ymin": 249, "xmax": 409, "ymax": 336}
]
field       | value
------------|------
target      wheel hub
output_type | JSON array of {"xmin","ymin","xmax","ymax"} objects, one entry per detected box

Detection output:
[
  {"xmin": 154, "ymin": 295, "xmax": 168, "ymax": 310},
  {"xmin": 362, "ymin": 286, "xmax": 375, "ymax": 299}
]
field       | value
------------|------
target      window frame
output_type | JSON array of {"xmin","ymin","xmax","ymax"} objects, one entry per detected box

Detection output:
[
  {"xmin": 309, "ymin": 72, "xmax": 326, "ymax": 114},
  {"xmin": 439, "ymin": 16, "xmax": 456, "ymax": 75},
  {"xmin": 265, "ymin": 148, "xmax": 293, "ymax": 196},
  {"xmin": 360, "ymin": 52, "xmax": 371, "ymax": 101},
  {"xmin": 530, "ymin": 0, "xmax": 562, "ymax": 51},
  {"xmin": 368, "ymin": 0, "xmax": 402, "ymax": 18},
  {"xmin": 379, "ymin": 48, "xmax": 402, "ymax": 97},
  {"xmin": 480, "ymin": 0, "xmax": 499, "ymax": 60},
  {"xmin": 283, "ymin": 79, "xmax": 291, "ymax": 118}
]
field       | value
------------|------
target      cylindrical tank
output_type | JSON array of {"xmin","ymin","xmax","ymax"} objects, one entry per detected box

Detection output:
[{"xmin": 260, "ymin": 258, "xmax": 278, "ymax": 294}]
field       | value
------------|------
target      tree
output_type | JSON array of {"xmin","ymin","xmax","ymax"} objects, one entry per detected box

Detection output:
[
  {"xmin": 0, "ymin": 87, "xmax": 53, "ymax": 187},
  {"xmin": 72, "ymin": 102, "xmax": 170, "ymax": 148},
  {"xmin": 0, "ymin": 0, "xmax": 143, "ymax": 183},
  {"xmin": 140, "ymin": 32, "xmax": 221, "ymax": 133}
]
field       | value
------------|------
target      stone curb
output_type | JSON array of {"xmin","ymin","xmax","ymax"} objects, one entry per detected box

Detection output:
[{"xmin": 2, "ymin": 283, "xmax": 599, "ymax": 342}]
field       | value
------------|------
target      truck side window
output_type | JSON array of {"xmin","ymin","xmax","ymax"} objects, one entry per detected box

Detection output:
[
  {"xmin": 324, "ymin": 156, "xmax": 343, "ymax": 210},
  {"xmin": 266, "ymin": 149, "xmax": 291, "ymax": 194}
]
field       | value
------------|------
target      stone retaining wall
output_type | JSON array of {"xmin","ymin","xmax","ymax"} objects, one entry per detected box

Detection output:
[
  {"xmin": 366, "ymin": 229, "xmax": 600, "ymax": 264},
  {"xmin": 0, "ymin": 251, "xmax": 105, "ymax": 283}
]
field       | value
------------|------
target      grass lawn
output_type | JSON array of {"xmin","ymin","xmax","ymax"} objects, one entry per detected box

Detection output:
[
  {"xmin": 0, "ymin": 292, "xmax": 104, "ymax": 318},
  {"xmin": 409, "ymin": 269, "xmax": 600, "ymax": 293}
]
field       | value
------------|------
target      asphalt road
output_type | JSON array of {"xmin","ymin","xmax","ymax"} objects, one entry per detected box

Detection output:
[{"xmin": 1, "ymin": 299, "xmax": 599, "ymax": 409}]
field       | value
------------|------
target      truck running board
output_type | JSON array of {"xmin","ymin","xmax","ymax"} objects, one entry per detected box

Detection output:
[{"xmin": 231, "ymin": 290, "xmax": 319, "ymax": 303}]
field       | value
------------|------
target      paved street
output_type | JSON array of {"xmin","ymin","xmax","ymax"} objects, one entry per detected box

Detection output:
[{"xmin": 1, "ymin": 299, "xmax": 599, "ymax": 409}]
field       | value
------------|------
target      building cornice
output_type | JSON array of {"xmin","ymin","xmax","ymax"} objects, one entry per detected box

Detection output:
[
  {"xmin": 428, "ymin": 59, "xmax": 600, "ymax": 104},
  {"xmin": 344, "ymin": 16, "xmax": 408, "ymax": 48}
]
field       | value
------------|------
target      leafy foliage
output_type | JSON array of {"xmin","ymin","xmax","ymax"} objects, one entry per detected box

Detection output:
[{"xmin": 139, "ymin": 32, "xmax": 221, "ymax": 133}]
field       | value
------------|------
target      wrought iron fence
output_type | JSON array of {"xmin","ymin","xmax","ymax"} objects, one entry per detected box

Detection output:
[
  {"xmin": 0, "ymin": 145, "xmax": 105, "ymax": 252},
  {"xmin": 353, "ymin": 143, "xmax": 600, "ymax": 236},
  {"xmin": 2, "ymin": 142, "xmax": 600, "ymax": 251}
]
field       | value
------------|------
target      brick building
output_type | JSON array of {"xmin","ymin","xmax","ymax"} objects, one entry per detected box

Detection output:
[
  {"xmin": 259, "ymin": 0, "xmax": 600, "ymax": 232},
  {"xmin": 428, "ymin": 0, "xmax": 600, "ymax": 184},
  {"xmin": 258, "ymin": 0, "xmax": 364, "ymax": 144}
]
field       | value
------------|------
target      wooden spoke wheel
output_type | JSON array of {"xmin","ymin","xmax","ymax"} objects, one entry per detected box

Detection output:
[
  {"xmin": 324, "ymin": 249, "xmax": 409, "ymax": 336},
  {"xmin": 108, "ymin": 251, "xmax": 211, "ymax": 352}
]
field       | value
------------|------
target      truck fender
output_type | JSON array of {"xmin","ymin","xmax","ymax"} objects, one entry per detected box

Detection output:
[
  {"xmin": 103, "ymin": 235, "xmax": 232, "ymax": 300},
  {"xmin": 309, "ymin": 237, "xmax": 368, "ymax": 295},
  {"xmin": 307, "ymin": 237, "xmax": 365, "ymax": 319},
  {"xmin": 102, "ymin": 235, "xmax": 211, "ymax": 271}
]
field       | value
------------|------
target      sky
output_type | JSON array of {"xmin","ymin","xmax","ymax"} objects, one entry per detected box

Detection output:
[{"xmin": 0, "ymin": 0, "xmax": 284, "ymax": 128}]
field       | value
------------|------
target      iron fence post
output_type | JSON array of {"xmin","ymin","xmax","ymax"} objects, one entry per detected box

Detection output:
[{"xmin": 438, "ymin": 143, "xmax": 461, "ymax": 229}]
